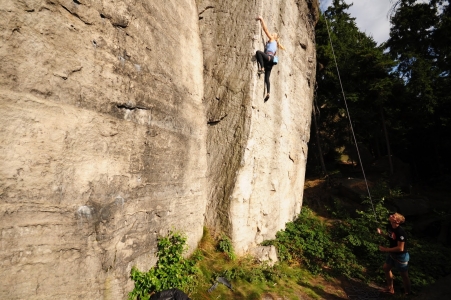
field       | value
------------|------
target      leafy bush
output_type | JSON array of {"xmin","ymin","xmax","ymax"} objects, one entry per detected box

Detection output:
[
  {"xmin": 128, "ymin": 231, "xmax": 200, "ymax": 300},
  {"xmin": 266, "ymin": 187, "xmax": 391, "ymax": 279},
  {"xmin": 267, "ymin": 180, "xmax": 451, "ymax": 292},
  {"xmin": 267, "ymin": 207, "xmax": 365, "ymax": 277},
  {"xmin": 218, "ymin": 234, "xmax": 236, "ymax": 261}
]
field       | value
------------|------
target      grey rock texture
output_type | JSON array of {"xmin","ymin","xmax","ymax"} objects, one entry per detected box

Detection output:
[
  {"xmin": 249, "ymin": 245, "xmax": 279, "ymax": 266},
  {"xmin": 1, "ymin": 0, "xmax": 206, "ymax": 299},
  {"xmin": 198, "ymin": 0, "xmax": 317, "ymax": 254},
  {"xmin": 198, "ymin": 0, "xmax": 317, "ymax": 253},
  {"xmin": 0, "ymin": 0, "xmax": 318, "ymax": 299}
]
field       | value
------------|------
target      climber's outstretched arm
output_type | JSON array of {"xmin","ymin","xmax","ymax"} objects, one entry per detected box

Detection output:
[{"xmin": 256, "ymin": 16, "xmax": 275, "ymax": 42}]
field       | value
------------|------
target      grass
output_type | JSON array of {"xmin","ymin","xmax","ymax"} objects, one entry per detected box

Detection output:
[{"xmin": 188, "ymin": 227, "xmax": 345, "ymax": 300}]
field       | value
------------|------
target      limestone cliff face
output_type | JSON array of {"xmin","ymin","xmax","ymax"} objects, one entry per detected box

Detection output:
[
  {"xmin": 1, "ymin": 0, "xmax": 206, "ymax": 299},
  {"xmin": 0, "ymin": 0, "xmax": 317, "ymax": 299},
  {"xmin": 198, "ymin": 0, "xmax": 317, "ymax": 253}
]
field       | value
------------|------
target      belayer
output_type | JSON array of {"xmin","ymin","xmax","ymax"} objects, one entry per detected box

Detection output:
[
  {"xmin": 377, "ymin": 212, "xmax": 411, "ymax": 296},
  {"xmin": 255, "ymin": 15, "xmax": 285, "ymax": 100}
]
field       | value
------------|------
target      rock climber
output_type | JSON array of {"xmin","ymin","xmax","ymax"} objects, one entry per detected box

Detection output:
[
  {"xmin": 377, "ymin": 212, "xmax": 411, "ymax": 296},
  {"xmin": 255, "ymin": 15, "xmax": 285, "ymax": 101}
]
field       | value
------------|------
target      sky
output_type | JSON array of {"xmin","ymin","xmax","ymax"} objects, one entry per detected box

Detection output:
[
  {"xmin": 319, "ymin": 1, "xmax": 432, "ymax": 45},
  {"xmin": 319, "ymin": 0, "xmax": 395, "ymax": 45}
]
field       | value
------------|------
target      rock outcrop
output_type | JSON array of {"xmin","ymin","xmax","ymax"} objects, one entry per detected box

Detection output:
[
  {"xmin": 199, "ymin": 0, "xmax": 317, "ymax": 253},
  {"xmin": 0, "ymin": 0, "xmax": 318, "ymax": 299}
]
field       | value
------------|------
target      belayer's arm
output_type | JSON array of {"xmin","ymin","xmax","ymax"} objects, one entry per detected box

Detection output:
[
  {"xmin": 377, "ymin": 228, "xmax": 390, "ymax": 240},
  {"xmin": 379, "ymin": 241, "xmax": 405, "ymax": 253}
]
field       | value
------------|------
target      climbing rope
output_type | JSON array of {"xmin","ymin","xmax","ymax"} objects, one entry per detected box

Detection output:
[{"xmin": 323, "ymin": 14, "xmax": 378, "ymax": 222}]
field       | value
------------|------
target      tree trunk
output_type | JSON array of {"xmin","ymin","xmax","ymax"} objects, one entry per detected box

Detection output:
[
  {"xmin": 312, "ymin": 105, "xmax": 327, "ymax": 176},
  {"xmin": 380, "ymin": 107, "xmax": 393, "ymax": 174},
  {"xmin": 374, "ymin": 136, "xmax": 381, "ymax": 159}
]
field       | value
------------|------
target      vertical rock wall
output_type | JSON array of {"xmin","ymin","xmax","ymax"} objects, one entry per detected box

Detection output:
[
  {"xmin": 198, "ymin": 0, "xmax": 317, "ymax": 253},
  {"xmin": 0, "ymin": 0, "xmax": 206, "ymax": 299},
  {"xmin": 0, "ymin": 0, "xmax": 318, "ymax": 298}
]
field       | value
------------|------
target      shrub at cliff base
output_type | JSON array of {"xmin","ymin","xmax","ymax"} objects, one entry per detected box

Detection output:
[{"xmin": 128, "ymin": 232, "xmax": 201, "ymax": 300}]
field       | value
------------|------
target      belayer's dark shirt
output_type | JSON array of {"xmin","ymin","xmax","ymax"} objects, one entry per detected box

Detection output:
[{"xmin": 386, "ymin": 223, "xmax": 407, "ymax": 254}]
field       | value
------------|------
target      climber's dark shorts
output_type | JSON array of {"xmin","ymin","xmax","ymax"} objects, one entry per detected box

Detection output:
[{"xmin": 386, "ymin": 252, "xmax": 409, "ymax": 272}]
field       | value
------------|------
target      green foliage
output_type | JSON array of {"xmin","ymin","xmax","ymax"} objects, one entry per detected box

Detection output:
[
  {"xmin": 127, "ymin": 179, "xmax": 451, "ymax": 299},
  {"xmin": 191, "ymin": 228, "xmax": 318, "ymax": 300},
  {"xmin": 217, "ymin": 259, "xmax": 287, "ymax": 285},
  {"xmin": 311, "ymin": 0, "xmax": 400, "ymax": 174},
  {"xmin": 386, "ymin": 0, "xmax": 451, "ymax": 178},
  {"xmin": 218, "ymin": 234, "xmax": 236, "ymax": 261},
  {"xmin": 268, "ymin": 177, "xmax": 451, "ymax": 292},
  {"xmin": 311, "ymin": 0, "xmax": 451, "ymax": 180},
  {"xmin": 408, "ymin": 233, "xmax": 451, "ymax": 287},
  {"xmin": 128, "ymin": 232, "xmax": 200, "ymax": 300},
  {"xmin": 268, "ymin": 207, "xmax": 366, "ymax": 278}
]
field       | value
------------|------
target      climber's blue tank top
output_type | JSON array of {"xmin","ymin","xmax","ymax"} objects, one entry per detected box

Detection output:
[{"xmin": 265, "ymin": 41, "xmax": 277, "ymax": 55}]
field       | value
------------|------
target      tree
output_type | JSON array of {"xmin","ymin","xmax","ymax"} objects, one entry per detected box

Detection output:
[
  {"xmin": 311, "ymin": 0, "xmax": 451, "ymax": 182},
  {"xmin": 386, "ymin": 0, "xmax": 451, "ymax": 179},
  {"xmin": 311, "ymin": 0, "xmax": 398, "ymax": 175}
]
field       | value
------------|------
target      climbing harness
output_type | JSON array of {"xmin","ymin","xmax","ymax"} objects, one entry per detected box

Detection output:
[{"xmin": 323, "ymin": 15, "xmax": 378, "ymax": 222}]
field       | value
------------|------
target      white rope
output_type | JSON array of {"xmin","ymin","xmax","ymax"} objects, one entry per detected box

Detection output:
[{"xmin": 323, "ymin": 14, "xmax": 378, "ymax": 221}]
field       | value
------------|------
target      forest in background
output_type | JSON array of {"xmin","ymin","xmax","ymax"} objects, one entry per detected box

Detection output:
[{"xmin": 309, "ymin": 0, "xmax": 451, "ymax": 187}]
